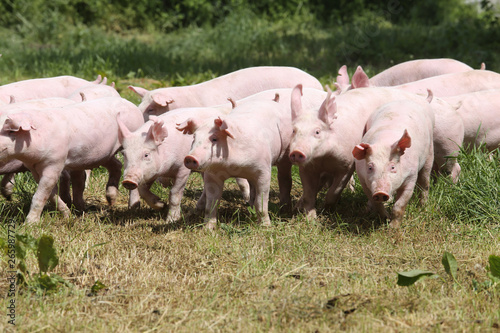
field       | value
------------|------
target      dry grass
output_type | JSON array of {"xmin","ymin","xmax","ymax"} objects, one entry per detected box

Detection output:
[{"xmin": 0, "ymin": 163, "xmax": 499, "ymax": 332}]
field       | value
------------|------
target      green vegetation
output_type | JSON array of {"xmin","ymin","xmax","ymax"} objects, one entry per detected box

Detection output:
[
  {"xmin": 0, "ymin": 0, "xmax": 499, "ymax": 84},
  {"xmin": 0, "ymin": 1, "xmax": 500, "ymax": 331}
]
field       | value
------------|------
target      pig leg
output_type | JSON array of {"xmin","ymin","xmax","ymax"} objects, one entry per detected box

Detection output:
[
  {"xmin": 102, "ymin": 156, "xmax": 122, "ymax": 206},
  {"xmin": 157, "ymin": 177, "xmax": 174, "ymax": 187},
  {"xmin": 203, "ymin": 172, "xmax": 226, "ymax": 230},
  {"xmin": 324, "ymin": 165, "xmax": 355, "ymax": 209},
  {"xmin": 296, "ymin": 166, "xmax": 322, "ymax": 219},
  {"xmin": 128, "ymin": 188, "xmax": 141, "ymax": 209},
  {"xmin": 1, "ymin": 173, "xmax": 15, "ymax": 200},
  {"xmin": 389, "ymin": 179, "xmax": 417, "ymax": 228},
  {"xmin": 165, "ymin": 169, "xmax": 191, "ymax": 223},
  {"xmin": 276, "ymin": 158, "xmax": 292, "ymax": 212},
  {"xmin": 416, "ymin": 151, "xmax": 434, "ymax": 205},
  {"xmin": 235, "ymin": 178, "xmax": 251, "ymax": 203},
  {"xmin": 250, "ymin": 171, "xmax": 272, "ymax": 227},
  {"xmin": 69, "ymin": 170, "xmax": 87, "ymax": 211},
  {"xmin": 26, "ymin": 165, "xmax": 70, "ymax": 224},
  {"xmin": 58, "ymin": 170, "xmax": 72, "ymax": 206},
  {"xmin": 138, "ymin": 181, "xmax": 165, "ymax": 210}
]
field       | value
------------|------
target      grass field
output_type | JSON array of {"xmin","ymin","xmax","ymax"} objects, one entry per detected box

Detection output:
[{"xmin": 1, "ymin": 12, "xmax": 500, "ymax": 331}]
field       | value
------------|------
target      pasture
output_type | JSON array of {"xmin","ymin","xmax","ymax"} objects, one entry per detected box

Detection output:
[{"xmin": 1, "ymin": 1, "xmax": 500, "ymax": 331}]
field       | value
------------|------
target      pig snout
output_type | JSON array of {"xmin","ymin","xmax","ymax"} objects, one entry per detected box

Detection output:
[
  {"xmin": 372, "ymin": 191, "xmax": 390, "ymax": 202},
  {"xmin": 289, "ymin": 150, "xmax": 307, "ymax": 164},
  {"xmin": 184, "ymin": 155, "xmax": 200, "ymax": 170},
  {"xmin": 122, "ymin": 179, "xmax": 139, "ymax": 190}
]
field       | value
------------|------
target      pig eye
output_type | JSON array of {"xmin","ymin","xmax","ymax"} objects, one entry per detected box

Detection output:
[
  {"xmin": 210, "ymin": 136, "xmax": 218, "ymax": 143},
  {"xmin": 367, "ymin": 162, "xmax": 374, "ymax": 171}
]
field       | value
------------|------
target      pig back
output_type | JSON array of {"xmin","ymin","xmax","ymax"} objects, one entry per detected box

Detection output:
[{"xmin": 55, "ymin": 97, "xmax": 143, "ymax": 167}]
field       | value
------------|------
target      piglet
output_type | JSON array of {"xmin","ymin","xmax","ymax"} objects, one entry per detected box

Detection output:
[
  {"xmin": 352, "ymin": 100, "xmax": 435, "ymax": 228},
  {"xmin": 181, "ymin": 97, "xmax": 293, "ymax": 230},
  {"xmin": 0, "ymin": 75, "xmax": 102, "ymax": 104},
  {"xmin": 129, "ymin": 66, "xmax": 323, "ymax": 121},
  {"xmin": 0, "ymin": 97, "xmax": 144, "ymax": 223},
  {"xmin": 117, "ymin": 106, "xmax": 242, "ymax": 223}
]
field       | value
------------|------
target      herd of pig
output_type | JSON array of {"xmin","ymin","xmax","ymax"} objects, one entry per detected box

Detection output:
[{"xmin": 1, "ymin": 58, "xmax": 499, "ymax": 229}]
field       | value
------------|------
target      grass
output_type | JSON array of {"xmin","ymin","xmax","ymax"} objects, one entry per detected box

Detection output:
[{"xmin": 0, "ymin": 146, "xmax": 499, "ymax": 332}]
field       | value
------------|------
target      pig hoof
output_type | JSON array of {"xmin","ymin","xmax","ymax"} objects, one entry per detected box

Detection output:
[
  {"xmin": 305, "ymin": 210, "xmax": 317, "ymax": 220},
  {"xmin": 388, "ymin": 219, "xmax": 401, "ymax": 229},
  {"xmin": 152, "ymin": 201, "xmax": 165, "ymax": 210},
  {"xmin": 204, "ymin": 222, "xmax": 217, "ymax": 231}
]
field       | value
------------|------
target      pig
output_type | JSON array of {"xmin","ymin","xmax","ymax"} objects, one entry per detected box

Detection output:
[
  {"xmin": 442, "ymin": 89, "xmax": 500, "ymax": 151},
  {"xmin": 0, "ymin": 75, "xmax": 103, "ymax": 104},
  {"xmin": 181, "ymin": 98, "xmax": 293, "ymax": 230},
  {"xmin": 352, "ymin": 100, "xmax": 435, "ymax": 228},
  {"xmin": 66, "ymin": 79, "xmax": 120, "ymax": 102},
  {"xmin": 348, "ymin": 66, "xmax": 500, "ymax": 97},
  {"xmin": 117, "ymin": 105, "xmax": 247, "ymax": 223},
  {"xmin": 0, "ymin": 97, "xmax": 144, "ymax": 223},
  {"xmin": 370, "ymin": 58, "xmax": 474, "ymax": 86},
  {"xmin": 0, "ymin": 97, "xmax": 79, "ymax": 200},
  {"xmin": 128, "ymin": 66, "xmax": 324, "ymax": 121},
  {"xmin": 289, "ymin": 85, "xmax": 462, "ymax": 219},
  {"xmin": 335, "ymin": 59, "xmax": 479, "ymax": 93}
]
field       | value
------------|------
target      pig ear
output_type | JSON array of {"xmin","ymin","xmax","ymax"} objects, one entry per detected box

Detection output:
[
  {"xmin": 147, "ymin": 118, "xmax": 168, "ymax": 145},
  {"xmin": 273, "ymin": 93, "xmax": 280, "ymax": 103},
  {"xmin": 352, "ymin": 143, "xmax": 371, "ymax": 160},
  {"xmin": 101, "ymin": 77, "xmax": 108, "ymax": 85},
  {"xmin": 117, "ymin": 112, "xmax": 132, "ymax": 144},
  {"xmin": 214, "ymin": 117, "xmax": 235, "ymax": 139},
  {"xmin": 318, "ymin": 87, "xmax": 337, "ymax": 125},
  {"xmin": 291, "ymin": 84, "xmax": 303, "ymax": 121},
  {"xmin": 480, "ymin": 62, "xmax": 486, "ymax": 70},
  {"xmin": 425, "ymin": 89, "xmax": 433, "ymax": 104},
  {"xmin": 336, "ymin": 65, "xmax": 350, "ymax": 91},
  {"xmin": 227, "ymin": 97, "xmax": 237, "ymax": 109},
  {"xmin": 394, "ymin": 129, "xmax": 412, "ymax": 155},
  {"xmin": 152, "ymin": 92, "xmax": 174, "ymax": 107},
  {"xmin": 92, "ymin": 74, "xmax": 103, "ymax": 84},
  {"xmin": 128, "ymin": 85, "xmax": 149, "ymax": 98},
  {"xmin": 3, "ymin": 113, "xmax": 36, "ymax": 132},
  {"xmin": 176, "ymin": 118, "xmax": 199, "ymax": 134},
  {"xmin": 351, "ymin": 66, "xmax": 371, "ymax": 89}
]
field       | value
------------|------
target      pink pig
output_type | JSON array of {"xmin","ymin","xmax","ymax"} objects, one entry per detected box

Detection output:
[
  {"xmin": 0, "ymin": 97, "xmax": 144, "ymax": 223},
  {"xmin": 116, "ymin": 106, "xmax": 241, "ymax": 223},
  {"xmin": 289, "ymin": 86, "xmax": 461, "ymax": 219},
  {"xmin": 335, "ymin": 59, "xmax": 479, "ymax": 93},
  {"xmin": 352, "ymin": 100, "xmax": 435, "ymax": 228},
  {"xmin": 66, "ymin": 78, "xmax": 120, "ymax": 102},
  {"xmin": 0, "ymin": 97, "xmax": 79, "ymax": 200},
  {"xmin": 181, "ymin": 98, "xmax": 293, "ymax": 230},
  {"xmin": 0, "ymin": 75, "xmax": 103, "ymax": 104},
  {"xmin": 349, "ymin": 66, "xmax": 500, "ymax": 97},
  {"xmin": 369, "ymin": 58, "xmax": 475, "ymax": 86},
  {"xmin": 442, "ymin": 89, "xmax": 500, "ymax": 151},
  {"xmin": 129, "ymin": 66, "xmax": 323, "ymax": 121}
]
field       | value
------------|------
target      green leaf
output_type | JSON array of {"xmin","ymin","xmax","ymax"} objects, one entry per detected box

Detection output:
[
  {"xmin": 397, "ymin": 270, "xmax": 435, "ymax": 286},
  {"xmin": 442, "ymin": 251, "xmax": 458, "ymax": 280},
  {"xmin": 488, "ymin": 255, "xmax": 500, "ymax": 279},
  {"xmin": 91, "ymin": 280, "xmax": 107, "ymax": 293},
  {"xmin": 37, "ymin": 235, "xmax": 59, "ymax": 274}
]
